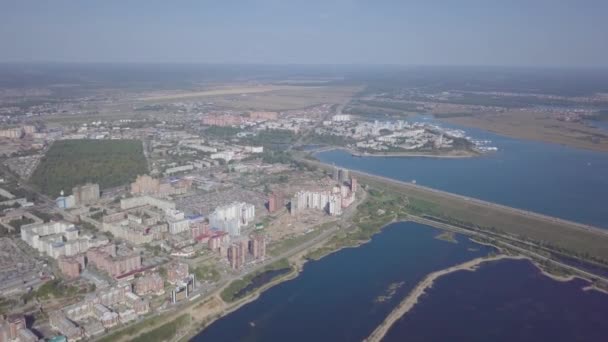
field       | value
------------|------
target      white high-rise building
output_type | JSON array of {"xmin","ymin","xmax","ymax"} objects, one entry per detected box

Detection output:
[
  {"xmin": 290, "ymin": 190, "xmax": 341, "ymax": 216},
  {"xmin": 328, "ymin": 195, "xmax": 342, "ymax": 216},
  {"xmin": 209, "ymin": 202, "xmax": 255, "ymax": 236},
  {"xmin": 331, "ymin": 114, "xmax": 351, "ymax": 122},
  {"xmin": 21, "ymin": 221, "xmax": 107, "ymax": 259}
]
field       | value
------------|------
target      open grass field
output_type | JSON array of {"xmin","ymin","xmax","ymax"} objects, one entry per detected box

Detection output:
[
  {"xmin": 42, "ymin": 85, "xmax": 360, "ymax": 125},
  {"xmin": 204, "ymin": 85, "xmax": 361, "ymax": 111},
  {"xmin": 30, "ymin": 139, "xmax": 147, "ymax": 196},
  {"xmin": 137, "ymin": 85, "xmax": 296, "ymax": 101}
]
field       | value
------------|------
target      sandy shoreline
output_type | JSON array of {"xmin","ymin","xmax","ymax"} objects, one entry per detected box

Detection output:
[
  {"xmin": 364, "ymin": 254, "xmax": 525, "ymax": 342},
  {"xmin": 583, "ymin": 285, "xmax": 608, "ymax": 295}
]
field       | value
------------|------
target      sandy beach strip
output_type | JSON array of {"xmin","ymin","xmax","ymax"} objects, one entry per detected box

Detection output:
[{"xmin": 364, "ymin": 254, "xmax": 524, "ymax": 342}]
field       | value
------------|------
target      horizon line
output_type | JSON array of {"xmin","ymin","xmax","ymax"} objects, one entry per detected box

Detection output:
[{"xmin": 1, "ymin": 61, "xmax": 607, "ymax": 70}]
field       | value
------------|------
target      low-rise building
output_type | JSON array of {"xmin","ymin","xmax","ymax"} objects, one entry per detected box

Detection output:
[
  {"xmin": 134, "ymin": 272, "xmax": 165, "ymax": 296},
  {"xmin": 72, "ymin": 183, "xmax": 100, "ymax": 206},
  {"xmin": 167, "ymin": 262, "xmax": 189, "ymax": 285},
  {"xmin": 0, "ymin": 315, "xmax": 39, "ymax": 342},
  {"xmin": 49, "ymin": 311, "xmax": 83, "ymax": 341},
  {"xmin": 58, "ymin": 255, "xmax": 85, "ymax": 279},
  {"xmin": 56, "ymin": 194, "xmax": 76, "ymax": 209},
  {"xmin": 87, "ymin": 245, "xmax": 141, "ymax": 278}
]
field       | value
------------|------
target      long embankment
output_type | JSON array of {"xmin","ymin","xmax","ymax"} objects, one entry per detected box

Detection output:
[
  {"xmin": 354, "ymin": 168, "xmax": 607, "ymax": 236},
  {"xmin": 408, "ymin": 215, "xmax": 608, "ymax": 283},
  {"xmin": 309, "ymin": 146, "xmax": 477, "ymax": 158},
  {"xmin": 364, "ymin": 255, "xmax": 525, "ymax": 342},
  {"xmin": 302, "ymin": 157, "xmax": 608, "ymax": 261}
]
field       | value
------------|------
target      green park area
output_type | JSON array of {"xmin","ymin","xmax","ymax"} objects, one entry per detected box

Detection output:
[
  {"xmin": 30, "ymin": 139, "xmax": 148, "ymax": 196},
  {"xmin": 97, "ymin": 314, "xmax": 191, "ymax": 342}
]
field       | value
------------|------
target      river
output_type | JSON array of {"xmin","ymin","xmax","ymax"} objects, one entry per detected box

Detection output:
[
  {"xmin": 193, "ymin": 120, "xmax": 608, "ymax": 341},
  {"xmin": 316, "ymin": 117, "xmax": 608, "ymax": 228}
]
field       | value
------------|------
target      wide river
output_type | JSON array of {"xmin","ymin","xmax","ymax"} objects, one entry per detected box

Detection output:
[
  {"xmin": 316, "ymin": 117, "xmax": 608, "ymax": 229},
  {"xmin": 194, "ymin": 119, "xmax": 608, "ymax": 341}
]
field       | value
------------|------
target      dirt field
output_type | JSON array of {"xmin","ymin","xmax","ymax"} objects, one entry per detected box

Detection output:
[
  {"xmin": 263, "ymin": 169, "xmax": 339, "ymax": 241},
  {"xmin": 265, "ymin": 209, "xmax": 335, "ymax": 241}
]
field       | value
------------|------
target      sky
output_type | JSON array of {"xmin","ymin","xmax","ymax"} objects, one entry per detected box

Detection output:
[{"xmin": 1, "ymin": 0, "xmax": 607, "ymax": 67}]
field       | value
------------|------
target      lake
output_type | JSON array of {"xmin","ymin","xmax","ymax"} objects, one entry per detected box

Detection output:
[{"xmin": 194, "ymin": 222, "xmax": 492, "ymax": 341}]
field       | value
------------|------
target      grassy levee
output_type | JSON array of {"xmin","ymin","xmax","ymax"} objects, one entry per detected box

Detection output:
[
  {"xmin": 297, "ymin": 156, "xmax": 608, "ymax": 263},
  {"xmin": 361, "ymin": 173, "xmax": 608, "ymax": 263}
]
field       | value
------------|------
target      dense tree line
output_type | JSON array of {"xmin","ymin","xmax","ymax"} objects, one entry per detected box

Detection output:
[{"xmin": 30, "ymin": 139, "xmax": 148, "ymax": 196}]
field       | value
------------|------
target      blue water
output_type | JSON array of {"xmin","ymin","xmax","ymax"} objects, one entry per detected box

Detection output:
[
  {"xmin": 193, "ymin": 122, "xmax": 608, "ymax": 341},
  {"xmin": 385, "ymin": 259, "xmax": 608, "ymax": 342},
  {"xmin": 194, "ymin": 222, "xmax": 492, "ymax": 341},
  {"xmin": 316, "ymin": 117, "xmax": 608, "ymax": 228},
  {"xmin": 586, "ymin": 120, "xmax": 608, "ymax": 132}
]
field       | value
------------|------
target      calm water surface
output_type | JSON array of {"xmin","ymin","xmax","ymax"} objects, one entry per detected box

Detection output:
[
  {"xmin": 194, "ymin": 222, "xmax": 492, "ymax": 341},
  {"xmin": 194, "ymin": 121, "xmax": 608, "ymax": 341},
  {"xmin": 316, "ymin": 117, "xmax": 608, "ymax": 228},
  {"xmin": 385, "ymin": 259, "xmax": 608, "ymax": 342}
]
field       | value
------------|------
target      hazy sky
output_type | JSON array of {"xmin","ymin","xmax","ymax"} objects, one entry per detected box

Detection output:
[{"xmin": 1, "ymin": 0, "xmax": 607, "ymax": 67}]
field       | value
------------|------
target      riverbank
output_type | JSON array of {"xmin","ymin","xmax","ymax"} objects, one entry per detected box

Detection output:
[
  {"xmin": 363, "ymin": 231, "xmax": 608, "ymax": 342},
  {"xmin": 316, "ymin": 159, "xmax": 608, "ymax": 261},
  {"xmin": 180, "ymin": 172, "xmax": 608, "ymax": 341},
  {"xmin": 177, "ymin": 217, "xmax": 359, "ymax": 341},
  {"xmin": 535, "ymin": 264, "xmax": 579, "ymax": 282},
  {"xmin": 177, "ymin": 263, "xmax": 302, "ymax": 342},
  {"xmin": 187, "ymin": 215, "xmax": 607, "ymax": 342},
  {"xmin": 364, "ymin": 254, "xmax": 526, "ymax": 342},
  {"xmin": 437, "ymin": 111, "xmax": 608, "ymax": 153},
  {"xmin": 317, "ymin": 146, "xmax": 479, "ymax": 159}
]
